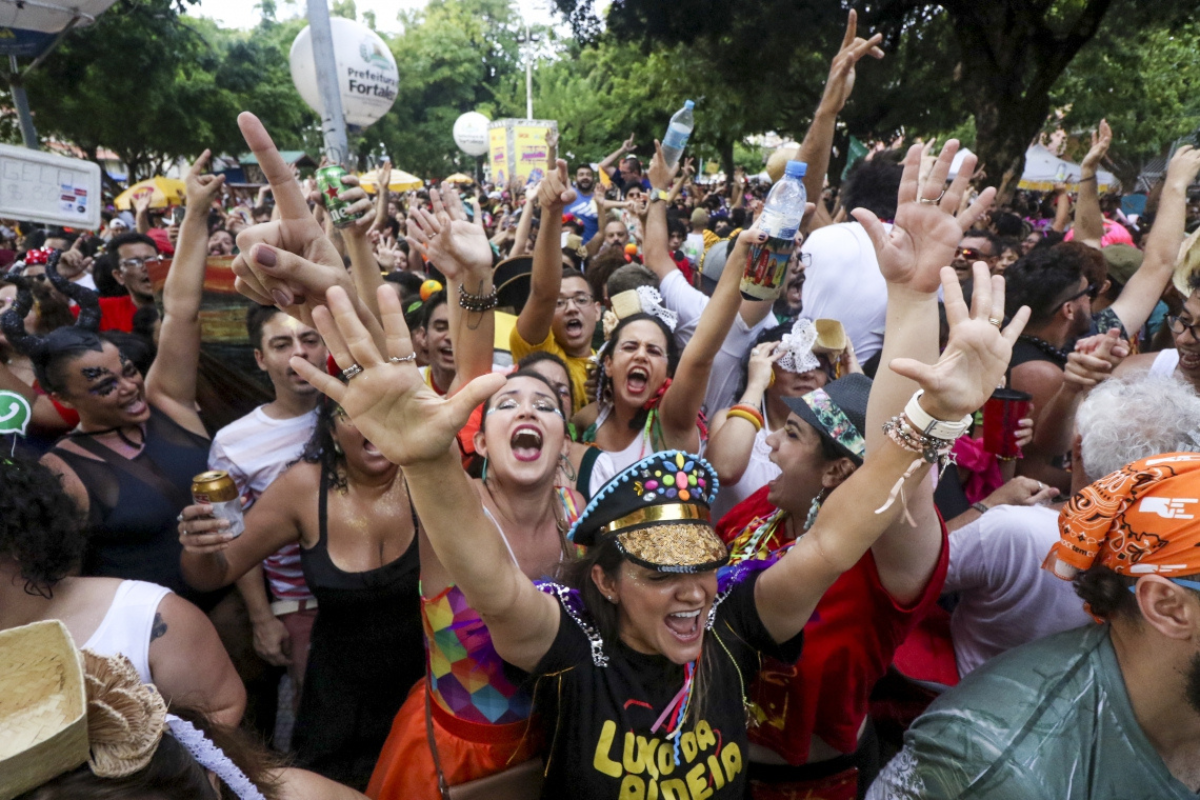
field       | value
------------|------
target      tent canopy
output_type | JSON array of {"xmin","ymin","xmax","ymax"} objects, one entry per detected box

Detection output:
[{"xmin": 946, "ymin": 143, "xmax": 1117, "ymax": 192}]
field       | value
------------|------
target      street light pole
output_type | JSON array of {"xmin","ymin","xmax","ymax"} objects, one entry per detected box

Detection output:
[{"xmin": 306, "ymin": 0, "xmax": 349, "ymax": 166}]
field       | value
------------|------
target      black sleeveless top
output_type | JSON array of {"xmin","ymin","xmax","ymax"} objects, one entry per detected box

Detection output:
[
  {"xmin": 291, "ymin": 465, "xmax": 424, "ymax": 790},
  {"xmin": 49, "ymin": 408, "xmax": 223, "ymax": 609}
]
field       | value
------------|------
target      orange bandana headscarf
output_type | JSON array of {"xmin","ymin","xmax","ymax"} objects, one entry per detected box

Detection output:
[{"xmin": 1047, "ymin": 453, "xmax": 1200, "ymax": 580}]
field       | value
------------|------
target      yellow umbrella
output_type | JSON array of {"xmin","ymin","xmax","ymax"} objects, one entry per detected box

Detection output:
[
  {"xmin": 444, "ymin": 173, "xmax": 474, "ymax": 185},
  {"xmin": 114, "ymin": 177, "xmax": 187, "ymax": 210},
  {"xmin": 358, "ymin": 168, "xmax": 423, "ymax": 194}
]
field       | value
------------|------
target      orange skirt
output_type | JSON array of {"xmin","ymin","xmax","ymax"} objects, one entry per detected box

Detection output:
[{"xmin": 366, "ymin": 679, "xmax": 543, "ymax": 800}]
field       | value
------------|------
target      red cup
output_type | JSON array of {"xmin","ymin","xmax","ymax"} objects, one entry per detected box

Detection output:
[{"xmin": 982, "ymin": 389, "xmax": 1032, "ymax": 458}]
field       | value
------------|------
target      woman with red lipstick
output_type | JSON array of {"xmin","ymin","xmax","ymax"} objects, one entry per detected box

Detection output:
[
  {"xmin": 177, "ymin": 396, "xmax": 423, "ymax": 790},
  {"xmin": 367, "ymin": 370, "xmax": 584, "ymax": 799},
  {"xmin": 2, "ymin": 153, "xmax": 226, "ymax": 610}
]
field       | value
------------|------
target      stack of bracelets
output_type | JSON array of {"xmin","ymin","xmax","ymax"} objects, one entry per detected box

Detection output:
[
  {"xmin": 876, "ymin": 390, "xmax": 973, "ymax": 524},
  {"xmin": 459, "ymin": 283, "xmax": 499, "ymax": 313},
  {"xmin": 725, "ymin": 404, "xmax": 765, "ymax": 431}
]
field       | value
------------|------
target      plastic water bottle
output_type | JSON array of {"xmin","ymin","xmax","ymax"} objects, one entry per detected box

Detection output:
[
  {"xmin": 740, "ymin": 160, "xmax": 807, "ymax": 301},
  {"xmin": 661, "ymin": 100, "xmax": 695, "ymax": 168}
]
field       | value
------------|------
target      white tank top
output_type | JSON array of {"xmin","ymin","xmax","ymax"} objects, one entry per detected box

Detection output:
[
  {"xmin": 1149, "ymin": 348, "xmax": 1180, "ymax": 377},
  {"xmin": 83, "ymin": 580, "xmax": 171, "ymax": 685}
]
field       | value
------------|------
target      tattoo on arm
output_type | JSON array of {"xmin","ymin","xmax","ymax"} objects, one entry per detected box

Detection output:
[{"xmin": 151, "ymin": 611, "xmax": 168, "ymax": 641}]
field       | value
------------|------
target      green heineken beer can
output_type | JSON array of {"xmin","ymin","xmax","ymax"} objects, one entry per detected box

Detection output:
[{"xmin": 316, "ymin": 164, "xmax": 363, "ymax": 228}]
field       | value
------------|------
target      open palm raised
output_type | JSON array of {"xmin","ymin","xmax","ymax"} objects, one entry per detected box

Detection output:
[
  {"xmin": 290, "ymin": 285, "xmax": 506, "ymax": 467},
  {"xmin": 851, "ymin": 139, "xmax": 996, "ymax": 295},
  {"xmin": 890, "ymin": 262, "xmax": 1030, "ymax": 421}
]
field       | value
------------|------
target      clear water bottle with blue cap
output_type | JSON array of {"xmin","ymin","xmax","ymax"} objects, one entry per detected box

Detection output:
[
  {"xmin": 661, "ymin": 100, "xmax": 695, "ymax": 168},
  {"xmin": 741, "ymin": 160, "xmax": 807, "ymax": 300}
]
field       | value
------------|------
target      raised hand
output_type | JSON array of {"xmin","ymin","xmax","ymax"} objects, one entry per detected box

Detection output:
[
  {"xmin": 230, "ymin": 112, "xmax": 356, "ymax": 327},
  {"xmin": 819, "ymin": 9, "xmax": 885, "ymax": 115},
  {"xmin": 406, "ymin": 186, "xmax": 492, "ymax": 281},
  {"xmin": 330, "ymin": 174, "xmax": 375, "ymax": 238},
  {"xmin": 289, "ymin": 285, "xmax": 506, "ymax": 466},
  {"xmin": 1064, "ymin": 328, "xmax": 1127, "ymax": 389},
  {"xmin": 621, "ymin": 132, "xmax": 637, "ymax": 153},
  {"xmin": 889, "ymin": 262, "xmax": 1029, "ymax": 421},
  {"xmin": 647, "ymin": 140, "xmax": 679, "ymax": 190},
  {"xmin": 57, "ymin": 234, "xmax": 93, "ymax": 278},
  {"xmin": 851, "ymin": 139, "xmax": 996, "ymax": 295},
  {"xmin": 1166, "ymin": 144, "xmax": 1200, "ymax": 189},
  {"xmin": 185, "ymin": 149, "xmax": 226, "ymax": 210},
  {"xmin": 535, "ymin": 158, "xmax": 576, "ymax": 212},
  {"xmin": 746, "ymin": 341, "xmax": 782, "ymax": 391},
  {"xmin": 1081, "ymin": 119, "xmax": 1112, "ymax": 172}
]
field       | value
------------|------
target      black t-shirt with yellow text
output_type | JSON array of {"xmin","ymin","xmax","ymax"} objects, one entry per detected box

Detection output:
[{"xmin": 526, "ymin": 572, "xmax": 804, "ymax": 800}]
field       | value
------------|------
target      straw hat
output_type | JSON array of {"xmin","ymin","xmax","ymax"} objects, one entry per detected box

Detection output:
[
  {"xmin": 767, "ymin": 144, "xmax": 802, "ymax": 184},
  {"xmin": 1172, "ymin": 226, "xmax": 1200, "ymax": 296},
  {"xmin": 0, "ymin": 621, "xmax": 88, "ymax": 800}
]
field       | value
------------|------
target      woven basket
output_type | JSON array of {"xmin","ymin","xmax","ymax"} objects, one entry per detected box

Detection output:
[{"xmin": 0, "ymin": 620, "xmax": 89, "ymax": 800}]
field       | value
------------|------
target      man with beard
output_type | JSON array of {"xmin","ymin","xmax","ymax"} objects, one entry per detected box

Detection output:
[
  {"xmin": 1002, "ymin": 245, "xmax": 1097, "ymax": 494},
  {"xmin": 869, "ymin": 452, "xmax": 1200, "ymax": 799},
  {"xmin": 98, "ymin": 231, "xmax": 164, "ymax": 332},
  {"xmin": 208, "ymin": 304, "xmax": 329, "ymax": 703},
  {"xmin": 564, "ymin": 164, "xmax": 600, "ymax": 243}
]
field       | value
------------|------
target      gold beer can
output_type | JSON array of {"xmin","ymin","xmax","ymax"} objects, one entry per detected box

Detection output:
[{"xmin": 191, "ymin": 471, "xmax": 244, "ymax": 538}]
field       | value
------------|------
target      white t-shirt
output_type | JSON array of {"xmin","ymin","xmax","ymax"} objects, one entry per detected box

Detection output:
[
  {"xmin": 73, "ymin": 271, "xmax": 98, "ymax": 292},
  {"xmin": 209, "ymin": 405, "xmax": 318, "ymax": 602},
  {"xmin": 798, "ymin": 221, "xmax": 890, "ymax": 363},
  {"xmin": 658, "ymin": 269, "xmax": 777, "ymax": 417},
  {"xmin": 945, "ymin": 504, "xmax": 1092, "ymax": 677}
]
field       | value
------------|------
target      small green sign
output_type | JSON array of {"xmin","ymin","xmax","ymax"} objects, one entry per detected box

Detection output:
[{"xmin": 0, "ymin": 390, "xmax": 31, "ymax": 436}]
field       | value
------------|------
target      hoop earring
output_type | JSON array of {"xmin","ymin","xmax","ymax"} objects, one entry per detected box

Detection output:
[{"xmin": 559, "ymin": 452, "xmax": 577, "ymax": 482}]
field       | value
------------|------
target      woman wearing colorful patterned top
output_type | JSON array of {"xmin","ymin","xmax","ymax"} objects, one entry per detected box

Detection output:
[{"xmin": 367, "ymin": 371, "xmax": 584, "ymax": 799}]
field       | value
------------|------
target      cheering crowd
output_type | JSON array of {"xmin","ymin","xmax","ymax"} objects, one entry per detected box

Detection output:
[{"xmin": 2, "ymin": 13, "xmax": 1200, "ymax": 800}]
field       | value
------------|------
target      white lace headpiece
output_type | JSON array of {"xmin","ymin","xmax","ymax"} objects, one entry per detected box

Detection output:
[
  {"xmin": 609, "ymin": 285, "xmax": 678, "ymax": 332},
  {"xmin": 776, "ymin": 318, "xmax": 821, "ymax": 373}
]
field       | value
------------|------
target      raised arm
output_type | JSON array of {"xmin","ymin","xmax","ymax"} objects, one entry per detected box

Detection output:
[
  {"xmin": 508, "ymin": 188, "xmax": 536, "ymax": 258},
  {"xmin": 704, "ymin": 342, "xmax": 779, "ymax": 485},
  {"xmin": 148, "ymin": 592, "xmax": 246, "ymax": 727},
  {"xmin": 1073, "ymin": 119, "xmax": 1111, "ymax": 249},
  {"xmin": 230, "ymin": 112, "xmax": 385, "ymax": 351},
  {"xmin": 1106, "ymin": 145, "xmax": 1200, "ymax": 334},
  {"xmin": 337, "ymin": 174, "xmax": 386, "ymax": 323},
  {"xmin": 290, "ymin": 285, "xmax": 560, "ymax": 673},
  {"xmin": 515, "ymin": 161, "xmax": 575, "ymax": 347},
  {"xmin": 145, "ymin": 151, "xmax": 223, "ymax": 434},
  {"xmin": 643, "ymin": 142, "xmax": 682, "ymax": 281},
  {"xmin": 755, "ymin": 263, "xmax": 1028, "ymax": 643},
  {"xmin": 407, "ymin": 185, "xmax": 497, "ymax": 392},
  {"xmin": 598, "ymin": 133, "xmax": 636, "ymax": 179},
  {"xmin": 851, "ymin": 140, "xmax": 997, "ymax": 603},
  {"xmin": 371, "ymin": 161, "xmax": 392, "ymax": 234},
  {"xmin": 658, "ymin": 226, "xmax": 759, "ymax": 445}
]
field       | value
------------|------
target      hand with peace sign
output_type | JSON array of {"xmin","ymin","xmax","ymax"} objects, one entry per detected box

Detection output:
[{"xmin": 230, "ymin": 112, "xmax": 383, "ymax": 346}]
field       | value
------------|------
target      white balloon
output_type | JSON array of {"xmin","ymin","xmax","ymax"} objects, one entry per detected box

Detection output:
[
  {"xmin": 453, "ymin": 112, "xmax": 491, "ymax": 157},
  {"xmin": 289, "ymin": 18, "xmax": 399, "ymax": 129}
]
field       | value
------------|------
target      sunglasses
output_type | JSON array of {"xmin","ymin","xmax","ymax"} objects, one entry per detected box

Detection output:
[{"xmin": 1060, "ymin": 282, "xmax": 1099, "ymax": 305}]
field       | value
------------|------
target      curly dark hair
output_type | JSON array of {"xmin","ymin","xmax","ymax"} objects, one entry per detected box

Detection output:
[{"xmin": 0, "ymin": 454, "xmax": 86, "ymax": 597}]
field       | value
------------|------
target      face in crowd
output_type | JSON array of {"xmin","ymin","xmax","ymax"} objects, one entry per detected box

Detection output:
[{"xmin": 552, "ymin": 275, "xmax": 601, "ymax": 357}]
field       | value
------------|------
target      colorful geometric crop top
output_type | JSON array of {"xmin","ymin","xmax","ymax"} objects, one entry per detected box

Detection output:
[{"xmin": 423, "ymin": 487, "xmax": 582, "ymax": 725}]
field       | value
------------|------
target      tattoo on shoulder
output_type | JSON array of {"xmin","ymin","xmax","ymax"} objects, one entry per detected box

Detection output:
[{"xmin": 151, "ymin": 611, "xmax": 168, "ymax": 641}]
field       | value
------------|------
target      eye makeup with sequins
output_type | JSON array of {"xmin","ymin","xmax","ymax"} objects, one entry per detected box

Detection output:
[{"xmin": 83, "ymin": 366, "xmax": 117, "ymax": 397}]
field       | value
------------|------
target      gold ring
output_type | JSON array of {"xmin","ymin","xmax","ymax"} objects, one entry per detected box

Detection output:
[{"xmin": 988, "ymin": 317, "xmax": 1003, "ymax": 327}]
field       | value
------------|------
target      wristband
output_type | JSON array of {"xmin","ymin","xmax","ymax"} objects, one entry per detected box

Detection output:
[
  {"xmin": 458, "ymin": 283, "xmax": 499, "ymax": 313},
  {"xmin": 904, "ymin": 391, "xmax": 973, "ymax": 441},
  {"xmin": 971, "ymin": 501, "xmax": 990, "ymax": 515},
  {"xmin": 649, "ymin": 188, "xmax": 670, "ymax": 203},
  {"xmin": 727, "ymin": 405, "xmax": 764, "ymax": 431}
]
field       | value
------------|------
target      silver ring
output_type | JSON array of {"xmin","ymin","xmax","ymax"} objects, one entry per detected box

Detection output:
[
  {"xmin": 388, "ymin": 354, "xmax": 417, "ymax": 365},
  {"xmin": 342, "ymin": 363, "xmax": 365, "ymax": 380},
  {"xmin": 177, "ymin": 513, "xmax": 186, "ymax": 522},
  {"xmin": 918, "ymin": 188, "xmax": 947, "ymax": 205},
  {"xmin": 988, "ymin": 317, "xmax": 1003, "ymax": 327}
]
